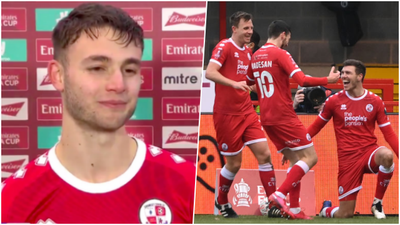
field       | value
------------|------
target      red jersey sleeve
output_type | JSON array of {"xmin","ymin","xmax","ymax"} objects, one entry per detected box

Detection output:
[
  {"xmin": 375, "ymin": 97, "xmax": 398, "ymax": 157},
  {"xmin": 376, "ymin": 98, "xmax": 391, "ymax": 127},
  {"xmin": 246, "ymin": 61, "xmax": 255, "ymax": 85},
  {"xmin": 319, "ymin": 94, "xmax": 335, "ymax": 122},
  {"xmin": 209, "ymin": 41, "xmax": 230, "ymax": 68},
  {"xmin": 278, "ymin": 50, "xmax": 301, "ymax": 78}
]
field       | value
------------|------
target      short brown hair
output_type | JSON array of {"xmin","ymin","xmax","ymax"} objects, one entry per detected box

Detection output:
[
  {"xmin": 343, "ymin": 59, "xmax": 366, "ymax": 81},
  {"xmin": 52, "ymin": 3, "xmax": 144, "ymax": 64},
  {"xmin": 230, "ymin": 11, "xmax": 252, "ymax": 28}
]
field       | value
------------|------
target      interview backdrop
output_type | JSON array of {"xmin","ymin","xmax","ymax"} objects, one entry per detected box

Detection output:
[{"xmin": 1, "ymin": 1, "xmax": 206, "ymax": 181}]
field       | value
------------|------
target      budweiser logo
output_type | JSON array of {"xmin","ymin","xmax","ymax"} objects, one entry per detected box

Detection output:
[
  {"xmin": 40, "ymin": 74, "xmax": 52, "ymax": 86},
  {"xmin": 165, "ymin": 12, "xmax": 205, "ymax": 27},
  {"xmin": 2, "ymin": 159, "xmax": 25, "ymax": 173},
  {"xmin": 166, "ymin": 130, "xmax": 198, "ymax": 144},
  {"xmin": 2, "ymin": 102, "xmax": 24, "ymax": 116}
]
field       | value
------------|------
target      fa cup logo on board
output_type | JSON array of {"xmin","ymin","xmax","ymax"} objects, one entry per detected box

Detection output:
[{"xmin": 233, "ymin": 178, "xmax": 252, "ymax": 207}]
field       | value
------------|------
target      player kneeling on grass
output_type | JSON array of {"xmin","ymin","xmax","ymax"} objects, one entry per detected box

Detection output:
[{"xmin": 307, "ymin": 59, "xmax": 398, "ymax": 219}]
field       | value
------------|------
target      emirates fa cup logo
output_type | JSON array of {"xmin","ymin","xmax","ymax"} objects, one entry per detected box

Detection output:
[{"xmin": 233, "ymin": 178, "xmax": 252, "ymax": 207}]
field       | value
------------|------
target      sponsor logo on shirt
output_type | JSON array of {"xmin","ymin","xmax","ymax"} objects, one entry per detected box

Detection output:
[
  {"xmin": 2, "ymin": 67, "xmax": 28, "ymax": 91},
  {"xmin": 237, "ymin": 59, "xmax": 249, "ymax": 75},
  {"xmin": 162, "ymin": 126, "xmax": 198, "ymax": 149},
  {"xmin": 344, "ymin": 112, "xmax": 367, "ymax": 127},
  {"xmin": 1, "ymin": 98, "xmax": 28, "ymax": 120},
  {"xmin": 2, "ymin": 8, "xmax": 27, "ymax": 31},
  {"xmin": 162, "ymin": 7, "xmax": 205, "ymax": 31}
]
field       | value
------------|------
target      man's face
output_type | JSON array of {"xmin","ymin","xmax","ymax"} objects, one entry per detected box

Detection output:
[
  {"xmin": 233, "ymin": 18, "xmax": 253, "ymax": 45},
  {"xmin": 281, "ymin": 32, "xmax": 291, "ymax": 49},
  {"xmin": 341, "ymin": 65, "xmax": 362, "ymax": 91},
  {"xmin": 53, "ymin": 27, "xmax": 142, "ymax": 131}
]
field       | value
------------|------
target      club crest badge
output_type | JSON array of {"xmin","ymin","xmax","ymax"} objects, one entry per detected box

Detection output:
[{"xmin": 139, "ymin": 199, "xmax": 172, "ymax": 224}]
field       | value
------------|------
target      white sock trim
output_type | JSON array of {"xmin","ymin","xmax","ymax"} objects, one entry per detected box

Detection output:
[
  {"xmin": 221, "ymin": 166, "xmax": 236, "ymax": 180},
  {"xmin": 295, "ymin": 160, "xmax": 310, "ymax": 174},
  {"xmin": 331, "ymin": 207, "xmax": 339, "ymax": 217},
  {"xmin": 259, "ymin": 162, "xmax": 273, "ymax": 171},
  {"xmin": 275, "ymin": 191, "xmax": 286, "ymax": 199},
  {"xmin": 290, "ymin": 207, "xmax": 301, "ymax": 214},
  {"xmin": 379, "ymin": 163, "xmax": 394, "ymax": 173}
]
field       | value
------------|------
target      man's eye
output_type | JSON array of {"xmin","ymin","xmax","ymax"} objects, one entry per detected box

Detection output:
[
  {"xmin": 88, "ymin": 67, "xmax": 105, "ymax": 72},
  {"xmin": 125, "ymin": 69, "xmax": 138, "ymax": 75}
]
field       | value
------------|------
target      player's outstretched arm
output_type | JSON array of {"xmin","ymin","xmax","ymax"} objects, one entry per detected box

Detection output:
[
  {"xmin": 205, "ymin": 62, "xmax": 250, "ymax": 92},
  {"xmin": 292, "ymin": 67, "xmax": 340, "ymax": 87},
  {"xmin": 307, "ymin": 116, "xmax": 328, "ymax": 138},
  {"xmin": 380, "ymin": 125, "xmax": 399, "ymax": 158}
]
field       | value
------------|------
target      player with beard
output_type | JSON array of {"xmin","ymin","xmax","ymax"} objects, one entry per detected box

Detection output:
[
  {"xmin": 206, "ymin": 11, "xmax": 277, "ymax": 218},
  {"xmin": 247, "ymin": 20, "xmax": 340, "ymax": 219},
  {"xmin": 1, "ymin": 3, "xmax": 195, "ymax": 224},
  {"xmin": 307, "ymin": 59, "xmax": 398, "ymax": 219}
]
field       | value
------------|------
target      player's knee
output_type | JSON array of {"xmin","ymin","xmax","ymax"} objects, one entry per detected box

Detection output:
[
  {"xmin": 335, "ymin": 210, "xmax": 353, "ymax": 218},
  {"xmin": 226, "ymin": 161, "xmax": 242, "ymax": 173},
  {"xmin": 378, "ymin": 148, "xmax": 394, "ymax": 167},
  {"xmin": 383, "ymin": 149, "xmax": 394, "ymax": 166},
  {"xmin": 256, "ymin": 150, "xmax": 271, "ymax": 164}
]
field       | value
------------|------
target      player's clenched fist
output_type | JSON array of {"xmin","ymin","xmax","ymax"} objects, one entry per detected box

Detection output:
[
  {"xmin": 232, "ymin": 81, "xmax": 251, "ymax": 92},
  {"xmin": 327, "ymin": 66, "xmax": 340, "ymax": 83}
]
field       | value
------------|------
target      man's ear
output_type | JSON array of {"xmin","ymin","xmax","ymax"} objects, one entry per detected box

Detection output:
[
  {"xmin": 48, "ymin": 59, "xmax": 65, "ymax": 92},
  {"xmin": 248, "ymin": 42, "xmax": 255, "ymax": 50},
  {"xmin": 232, "ymin": 26, "xmax": 237, "ymax": 34}
]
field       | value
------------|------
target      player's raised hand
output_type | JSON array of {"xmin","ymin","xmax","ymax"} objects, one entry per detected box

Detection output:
[
  {"xmin": 232, "ymin": 81, "xmax": 251, "ymax": 92},
  {"xmin": 327, "ymin": 66, "xmax": 340, "ymax": 84}
]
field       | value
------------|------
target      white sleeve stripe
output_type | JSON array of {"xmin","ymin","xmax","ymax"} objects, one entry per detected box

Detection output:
[
  {"xmin": 318, "ymin": 114, "xmax": 329, "ymax": 122},
  {"xmin": 247, "ymin": 75, "xmax": 254, "ymax": 81},
  {"xmin": 290, "ymin": 69, "xmax": 301, "ymax": 78},
  {"xmin": 378, "ymin": 122, "xmax": 391, "ymax": 127},
  {"xmin": 209, "ymin": 59, "xmax": 222, "ymax": 67}
]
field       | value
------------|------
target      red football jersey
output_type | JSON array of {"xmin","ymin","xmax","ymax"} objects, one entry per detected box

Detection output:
[
  {"xmin": 247, "ymin": 43, "xmax": 302, "ymax": 125},
  {"xmin": 1, "ymin": 138, "xmax": 195, "ymax": 224},
  {"xmin": 209, "ymin": 38, "xmax": 254, "ymax": 115},
  {"xmin": 319, "ymin": 90, "xmax": 391, "ymax": 162}
]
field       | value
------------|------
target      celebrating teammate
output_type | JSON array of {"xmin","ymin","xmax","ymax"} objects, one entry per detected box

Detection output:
[
  {"xmin": 307, "ymin": 59, "xmax": 398, "ymax": 219},
  {"xmin": 206, "ymin": 11, "xmax": 277, "ymax": 218},
  {"xmin": 1, "ymin": 3, "xmax": 195, "ymax": 223},
  {"xmin": 246, "ymin": 20, "xmax": 340, "ymax": 219}
]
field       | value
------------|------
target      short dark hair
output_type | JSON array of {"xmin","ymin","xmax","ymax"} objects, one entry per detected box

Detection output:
[
  {"xmin": 250, "ymin": 30, "xmax": 261, "ymax": 46},
  {"xmin": 268, "ymin": 20, "xmax": 291, "ymax": 39},
  {"xmin": 52, "ymin": 3, "xmax": 144, "ymax": 65},
  {"xmin": 343, "ymin": 59, "xmax": 366, "ymax": 81},
  {"xmin": 230, "ymin": 11, "xmax": 252, "ymax": 28}
]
